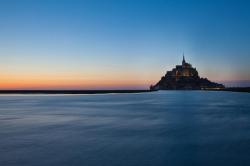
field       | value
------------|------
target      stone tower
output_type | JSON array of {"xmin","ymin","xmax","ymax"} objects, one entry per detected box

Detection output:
[{"xmin": 182, "ymin": 54, "xmax": 186, "ymax": 66}]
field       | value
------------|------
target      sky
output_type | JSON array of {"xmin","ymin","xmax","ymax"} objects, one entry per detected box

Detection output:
[{"xmin": 0, "ymin": 0, "xmax": 250, "ymax": 89}]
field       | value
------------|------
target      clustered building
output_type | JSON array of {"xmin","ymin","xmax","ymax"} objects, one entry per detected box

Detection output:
[{"xmin": 150, "ymin": 55, "xmax": 225, "ymax": 90}]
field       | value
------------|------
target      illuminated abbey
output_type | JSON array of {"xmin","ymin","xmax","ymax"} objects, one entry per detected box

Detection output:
[
  {"xmin": 171, "ymin": 55, "xmax": 198, "ymax": 77},
  {"xmin": 150, "ymin": 55, "xmax": 225, "ymax": 90}
]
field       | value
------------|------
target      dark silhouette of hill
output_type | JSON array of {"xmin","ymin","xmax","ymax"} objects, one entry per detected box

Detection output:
[{"xmin": 150, "ymin": 56, "xmax": 225, "ymax": 90}]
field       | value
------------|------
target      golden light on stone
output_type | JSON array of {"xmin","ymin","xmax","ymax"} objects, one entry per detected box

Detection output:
[{"xmin": 150, "ymin": 55, "xmax": 225, "ymax": 90}]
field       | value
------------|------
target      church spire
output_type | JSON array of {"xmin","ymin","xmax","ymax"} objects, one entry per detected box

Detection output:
[{"xmin": 182, "ymin": 53, "xmax": 186, "ymax": 65}]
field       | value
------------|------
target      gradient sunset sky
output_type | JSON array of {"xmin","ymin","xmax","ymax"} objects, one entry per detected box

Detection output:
[{"xmin": 1, "ymin": 0, "xmax": 250, "ymax": 89}]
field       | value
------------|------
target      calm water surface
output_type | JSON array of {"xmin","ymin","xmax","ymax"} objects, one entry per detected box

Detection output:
[{"xmin": 0, "ymin": 91, "xmax": 250, "ymax": 166}]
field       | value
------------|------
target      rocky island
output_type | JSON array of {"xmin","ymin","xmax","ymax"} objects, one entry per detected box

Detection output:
[{"xmin": 150, "ymin": 56, "xmax": 225, "ymax": 90}]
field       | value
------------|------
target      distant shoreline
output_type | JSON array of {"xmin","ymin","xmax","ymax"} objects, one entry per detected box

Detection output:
[
  {"xmin": 208, "ymin": 87, "xmax": 250, "ymax": 93},
  {"xmin": 0, "ymin": 88, "xmax": 249, "ymax": 94},
  {"xmin": 0, "ymin": 90, "xmax": 152, "ymax": 94}
]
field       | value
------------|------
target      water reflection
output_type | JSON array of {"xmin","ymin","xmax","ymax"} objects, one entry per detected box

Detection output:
[{"xmin": 0, "ymin": 91, "xmax": 250, "ymax": 166}]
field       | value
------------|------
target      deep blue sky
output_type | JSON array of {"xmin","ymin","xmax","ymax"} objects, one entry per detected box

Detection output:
[{"xmin": 0, "ymin": 0, "xmax": 250, "ymax": 89}]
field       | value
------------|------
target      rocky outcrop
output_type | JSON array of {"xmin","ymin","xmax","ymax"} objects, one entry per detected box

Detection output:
[{"xmin": 150, "ymin": 56, "xmax": 225, "ymax": 90}]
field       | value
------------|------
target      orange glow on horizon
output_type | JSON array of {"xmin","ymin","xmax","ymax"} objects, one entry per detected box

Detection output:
[
  {"xmin": 2, "ymin": 66, "xmax": 245, "ymax": 90},
  {"xmin": 0, "ymin": 72, "xmax": 153, "ymax": 90}
]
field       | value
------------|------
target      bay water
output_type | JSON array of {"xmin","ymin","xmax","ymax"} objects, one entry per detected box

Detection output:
[{"xmin": 0, "ymin": 91, "xmax": 250, "ymax": 166}]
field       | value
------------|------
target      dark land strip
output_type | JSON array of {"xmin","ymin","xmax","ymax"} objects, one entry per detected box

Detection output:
[
  {"xmin": 0, "ymin": 88, "xmax": 249, "ymax": 94},
  {"xmin": 0, "ymin": 90, "xmax": 151, "ymax": 94}
]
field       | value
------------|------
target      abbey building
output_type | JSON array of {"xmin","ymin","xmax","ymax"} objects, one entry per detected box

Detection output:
[{"xmin": 150, "ymin": 55, "xmax": 225, "ymax": 90}]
